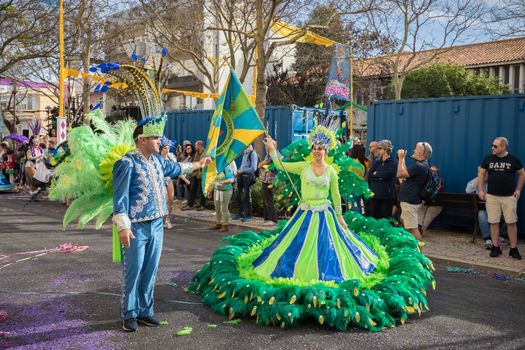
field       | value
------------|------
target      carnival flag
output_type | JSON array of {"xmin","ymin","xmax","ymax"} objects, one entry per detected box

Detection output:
[
  {"xmin": 324, "ymin": 44, "xmax": 351, "ymax": 101},
  {"xmin": 202, "ymin": 68, "xmax": 265, "ymax": 194}
]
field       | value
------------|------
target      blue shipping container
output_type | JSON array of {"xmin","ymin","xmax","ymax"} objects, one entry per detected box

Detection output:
[
  {"xmin": 368, "ymin": 94, "xmax": 525, "ymax": 234},
  {"xmin": 165, "ymin": 106, "xmax": 294, "ymax": 150}
]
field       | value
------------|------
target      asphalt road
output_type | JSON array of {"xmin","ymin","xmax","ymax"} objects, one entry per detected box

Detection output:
[{"xmin": 1, "ymin": 195, "xmax": 525, "ymax": 350}]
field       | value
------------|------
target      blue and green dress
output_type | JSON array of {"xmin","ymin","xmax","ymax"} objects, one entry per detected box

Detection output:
[
  {"xmin": 252, "ymin": 150, "xmax": 377, "ymax": 283},
  {"xmin": 189, "ymin": 149, "xmax": 435, "ymax": 331}
]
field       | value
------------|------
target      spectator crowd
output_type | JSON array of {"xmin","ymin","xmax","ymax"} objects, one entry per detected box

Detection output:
[{"xmin": 2, "ymin": 131, "xmax": 522, "ymax": 259}]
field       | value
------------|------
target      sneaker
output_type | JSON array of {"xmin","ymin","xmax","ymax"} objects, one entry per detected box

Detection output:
[
  {"xmin": 232, "ymin": 214, "xmax": 244, "ymax": 220},
  {"xmin": 484, "ymin": 239, "xmax": 493, "ymax": 250},
  {"xmin": 122, "ymin": 318, "xmax": 138, "ymax": 332},
  {"xmin": 509, "ymin": 247, "xmax": 522, "ymax": 260},
  {"xmin": 181, "ymin": 205, "xmax": 193, "ymax": 211},
  {"xmin": 490, "ymin": 245, "xmax": 502, "ymax": 257},
  {"xmin": 499, "ymin": 237, "xmax": 509, "ymax": 245},
  {"xmin": 137, "ymin": 316, "xmax": 160, "ymax": 327},
  {"xmin": 165, "ymin": 221, "xmax": 173, "ymax": 229},
  {"xmin": 210, "ymin": 223, "xmax": 222, "ymax": 230},
  {"xmin": 241, "ymin": 216, "xmax": 251, "ymax": 222},
  {"xmin": 218, "ymin": 224, "xmax": 229, "ymax": 232}
]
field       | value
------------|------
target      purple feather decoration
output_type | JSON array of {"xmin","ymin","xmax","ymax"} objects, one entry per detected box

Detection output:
[{"xmin": 28, "ymin": 119, "xmax": 42, "ymax": 136}]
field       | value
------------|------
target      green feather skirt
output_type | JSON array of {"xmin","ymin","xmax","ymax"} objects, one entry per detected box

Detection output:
[{"xmin": 188, "ymin": 211, "xmax": 435, "ymax": 331}]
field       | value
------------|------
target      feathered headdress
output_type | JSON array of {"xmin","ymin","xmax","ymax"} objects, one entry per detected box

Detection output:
[
  {"xmin": 89, "ymin": 62, "xmax": 165, "ymax": 137},
  {"xmin": 159, "ymin": 135, "xmax": 174, "ymax": 149},
  {"xmin": 307, "ymin": 116, "xmax": 339, "ymax": 151},
  {"xmin": 137, "ymin": 115, "xmax": 167, "ymax": 138},
  {"xmin": 28, "ymin": 119, "xmax": 42, "ymax": 136}
]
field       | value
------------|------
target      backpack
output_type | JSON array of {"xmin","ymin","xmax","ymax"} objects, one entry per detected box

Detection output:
[
  {"xmin": 247, "ymin": 150, "xmax": 261, "ymax": 178},
  {"xmin": 420, "ymin": 164, "xmax": 440, "ymax": 203}
]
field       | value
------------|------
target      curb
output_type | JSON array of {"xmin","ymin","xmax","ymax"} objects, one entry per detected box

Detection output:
[
  {"xmin": 426, "ymin": 255, "xmax": 524, "ymax": 278},
  {"xmin": 174, "ymin": 209, "xmax": 525, "ymax": 278}
]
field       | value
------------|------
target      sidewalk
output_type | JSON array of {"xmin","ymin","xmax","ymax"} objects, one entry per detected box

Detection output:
[{"xmin": 173, "ymin": 201, "xmax": 525, "ymax": 277}]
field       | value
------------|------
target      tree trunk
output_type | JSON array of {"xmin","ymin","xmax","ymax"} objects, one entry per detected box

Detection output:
[
  {"xmin": 253, "ymin": 0, "xmax": 267, "ymax": 155},
  {"xmin": 393, "ymin": 74, "xmax": 405, "ymax": 100},
  {"xmin": 82, "ymin": 30, "xmax": 92, "ymax": 117}
]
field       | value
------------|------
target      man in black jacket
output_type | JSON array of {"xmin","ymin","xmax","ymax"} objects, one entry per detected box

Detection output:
[{"xmin": 369, "ymin": 140, "xmax": 397, "ymax": 219}]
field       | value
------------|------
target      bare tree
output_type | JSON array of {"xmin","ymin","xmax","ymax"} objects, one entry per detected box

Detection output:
[
  {"xmin": 0, "ymin": 0, "xmax": 59, "ymax": 132},
  {"xmin": 365, "ymin": 0, "xmax": 486, "ymax": 99},
  {"xmin": 487, "ymin": 0, "xmax": 525, "ymax": 38},
  {"xmin": 73, "ymin": 0, "xmax": 135, "ymax": 115}
]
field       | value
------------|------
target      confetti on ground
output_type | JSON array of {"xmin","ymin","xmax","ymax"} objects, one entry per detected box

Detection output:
[
  {"xmin": 223, "ymin": 319, "xmax": 242, "ymax": 325},
  {"xmin": 176, "ymin": 327, "xmax": 193, "ymax": 336},
  {"xmin": 446, "ymin": 267, "xmax": 479, "ymax": 275},
  {"xmin": 55, "ymin": 243, "xmax": 89, "ymax": 253},
  {"xmin": 207, "ymin": 324, "xmax": 217, "ymax": 328},
  {"xmin": 489, "ymin": 272, "xmax": 512, "ymax": 281},
  {"xmin": 0, "ymin": 243, "xmax": 89, "ymax": 270},
  {"xmin": 160, "ymin": 321, "xmax": 168, "ymax": 325},
  {"xmin": 167, "ymin": 281, "xmax": 177, "ymax": 287}
]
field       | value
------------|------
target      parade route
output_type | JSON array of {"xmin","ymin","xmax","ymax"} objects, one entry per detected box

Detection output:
[{"xmin": 1, "ymin": 195, "xmax": 525, "ymax": 349}]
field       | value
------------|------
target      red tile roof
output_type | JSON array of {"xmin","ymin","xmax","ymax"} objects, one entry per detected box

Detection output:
[{"xmin": 355, "ymin": 37, "xmax": 525, "ymax": 77}]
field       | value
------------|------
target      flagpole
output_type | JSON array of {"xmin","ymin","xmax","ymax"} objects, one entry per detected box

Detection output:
[
  {"xmin": 59, "ymin": 0, "xmax": 65, "ymax": 119},
  {"xmin": 349, "ymin": 46, "xmax": 353, "ymax": 139},
  {"xmin": 264, "ymin": 132, "xmax": 303, "ymax": 202},
  {"xmin": 253, "ymin": 47, "xmax": 258, "ymax": 103}
]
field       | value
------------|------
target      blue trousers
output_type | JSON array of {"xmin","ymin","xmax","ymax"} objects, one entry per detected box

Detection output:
[{"xmin": 121, "ymin": 218, "xmax": 163, "ymax": 320}]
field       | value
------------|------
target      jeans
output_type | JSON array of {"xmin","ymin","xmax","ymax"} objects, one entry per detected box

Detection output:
[{"xmin": 236, "ymin": 174, "xmax": 254, "ymax": 216}]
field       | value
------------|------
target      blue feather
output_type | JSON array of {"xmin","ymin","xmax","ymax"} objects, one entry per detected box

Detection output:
[
  {"xmin": 161, "ymin": 48, "xmax": 168, "ymax": 57},
  {"xmin": 131, "ymin": 54, "xmax": 138, "ymax": 61}
]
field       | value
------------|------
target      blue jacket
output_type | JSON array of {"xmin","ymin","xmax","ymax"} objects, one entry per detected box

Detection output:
[
  {"xmin": 368, "ymin": 156, "xmax": 397, "ymax": 199},
  {"xmin": 238, "ymin": 150, "xmax": 258, "ymax": 174},
  {"xmin": 112, "ymin": 150, "xmax": 193, "ymax": 231}
]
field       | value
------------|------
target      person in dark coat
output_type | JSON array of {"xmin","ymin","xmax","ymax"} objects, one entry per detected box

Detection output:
[{"xmin": 369, "ymin": 140, "xmax": 397, "ymax": 219}]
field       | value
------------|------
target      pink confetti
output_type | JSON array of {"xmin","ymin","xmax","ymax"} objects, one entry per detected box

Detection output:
[
  {"xmin": 0, "ymin": 331, "xmax": 9, "ymax": 338},
  {"xmin": 55, "ymin": 243, "xmax": 89, "ymax": 253}
]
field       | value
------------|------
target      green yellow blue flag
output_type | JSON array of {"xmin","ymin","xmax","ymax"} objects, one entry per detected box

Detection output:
[{"xmin": 202, "ymin": 68, "xmax": 265, "ymax": 194}]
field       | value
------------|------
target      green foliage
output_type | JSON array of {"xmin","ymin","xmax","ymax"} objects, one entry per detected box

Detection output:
[{"xmin": 399, "ymin": 62, "xmax": 510, "ymax": 99}]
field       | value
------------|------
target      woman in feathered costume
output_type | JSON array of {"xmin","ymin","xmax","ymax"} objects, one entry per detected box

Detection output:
[{"xmin": 189, "ymin": 123, "xmax": 435, "ymax": 331}]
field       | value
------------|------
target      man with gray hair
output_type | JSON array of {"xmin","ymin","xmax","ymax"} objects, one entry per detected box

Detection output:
[
  {"xmin": 478, "ymin": 137, "xmax": 525, "ymax": 260},
  {"xmin": 396, "ymin": 142, "xmax": 433, "ymax": 241},
  {"xmin": 369, "ymin": 139, "xmax": 397, "ymax": 219}
]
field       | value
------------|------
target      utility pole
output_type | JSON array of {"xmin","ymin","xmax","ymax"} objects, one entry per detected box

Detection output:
[{"xmin": 11, "ymin": 82, "xmax": 17, "ymax": 133}]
